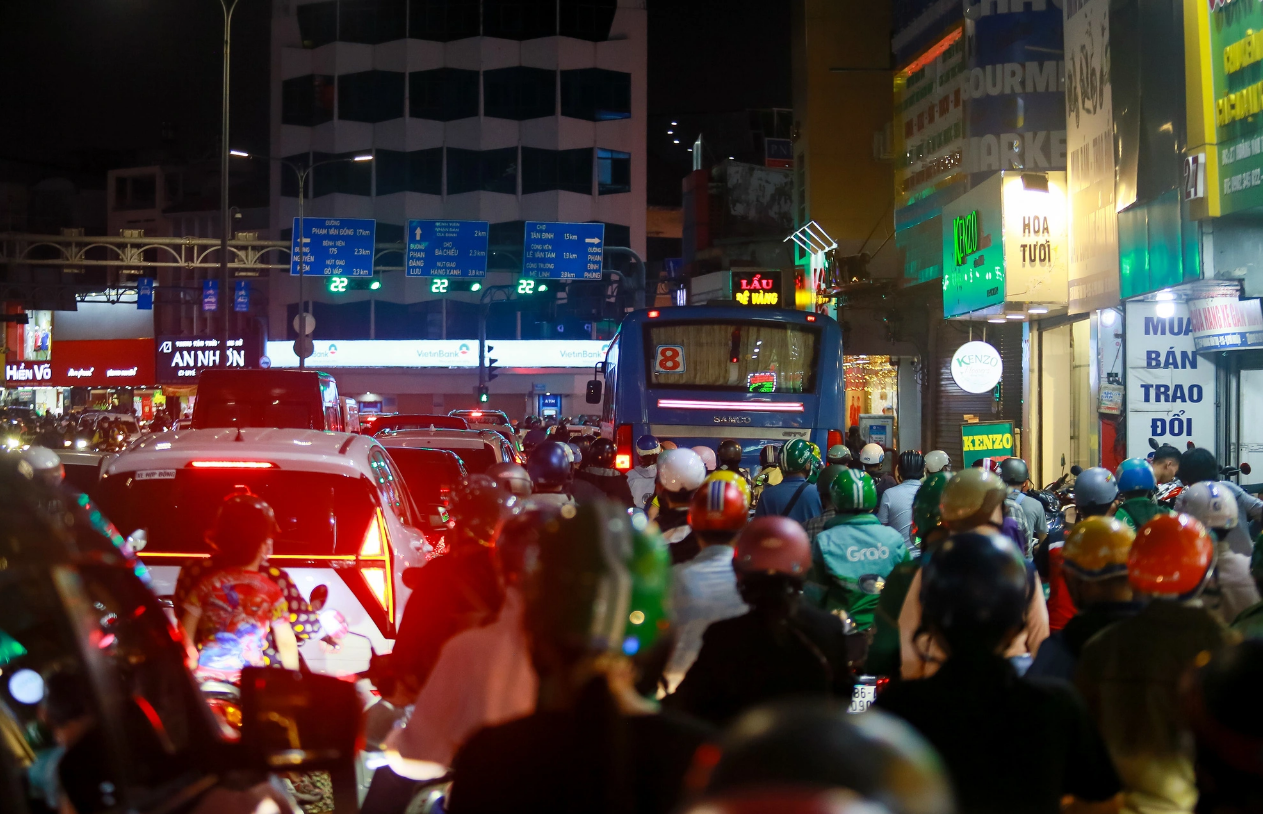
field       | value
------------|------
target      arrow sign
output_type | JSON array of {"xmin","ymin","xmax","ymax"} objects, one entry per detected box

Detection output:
[
  {"xmin": 523, "ymin": 222, "xmax": 605, "ymax": 280},
  {"xmin": 406, "ymin": 219, "xmax": 489, "ymax": 278}
]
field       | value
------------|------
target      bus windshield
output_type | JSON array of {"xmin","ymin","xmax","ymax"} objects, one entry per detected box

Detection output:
[{"xmin": 645, "ymin": 321, "xmax": 819, "ymax": 393}]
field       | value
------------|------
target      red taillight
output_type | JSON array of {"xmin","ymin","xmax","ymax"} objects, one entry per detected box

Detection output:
[
  {"xmin": 647, "ymin": 310, "xmax": 660, "ymax": 318},
  {"xmin": 188, "ymin": 460, "xmax": 276, "ymax": 469},
  {"xmin": 615, "ymin": 424, "xmax": 633, "ymax": 471},
  {"xmin": 359, "ymin": 508, "xmax": 394, "ymax": 622},
  {"xmin": 806, "ymin": 314, "xmax": 817, "ymax": 322},
  {"xmin": 827, "ymin": 429, "xmax": 843, "ymax": 449}
]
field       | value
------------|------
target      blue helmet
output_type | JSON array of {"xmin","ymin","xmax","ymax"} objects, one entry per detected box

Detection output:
[
  {"xmin": 635, "ymin": 434, "xmax": 661, "ymax": 460},
  {"xmin": 1115, "ymin": 457, "xmax": 1157, "ymax": 494},
  {"xmin": 527, "ymin": 441, "xmax": 573, "ymax": 490}
]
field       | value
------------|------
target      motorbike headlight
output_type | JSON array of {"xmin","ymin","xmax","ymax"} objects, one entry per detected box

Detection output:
[
  {"xmin": 75, "ymin": 439, "xmax": 88, "ymax": 449},
  {"xmin": 4, "ymin": 437, "xmax": 19, "ymax": 450}
]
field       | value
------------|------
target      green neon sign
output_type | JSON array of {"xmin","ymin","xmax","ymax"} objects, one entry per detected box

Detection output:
[{"xmin": 952, "ymin": 210, "xmax": 979, "ymax": 266}]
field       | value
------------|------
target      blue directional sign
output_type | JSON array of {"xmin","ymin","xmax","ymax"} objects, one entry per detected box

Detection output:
[
  {"xmin": 233, "ymin": 280, "xmax": 250, "ymax": 313},
  {"xmin": 523, "ymin": 222, "xmax": 605, "ymax": 280},
  {"xmin": 291, "ymin": 217, "xmax": 376, "ymax": 277},
  {"xmin": 136, "ymin": 277, "xmax": 154, "ymax": 310},
  {"xmin": 202, "ymin": 280, "xmax": 218, "ymax": 311},
  {"xmin": 406, "ymin": 220, "xmax": 489, "ymax": 278}
]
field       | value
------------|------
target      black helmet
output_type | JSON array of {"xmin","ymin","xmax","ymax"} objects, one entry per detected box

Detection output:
[
  {"xmin": 920, "ymin": 531, "xmax": 1031, "ymax": 657},
  {"xmin": 718, "ymin": 439, "xmax": 744, "ymax": 469},
  {"xmin": 1184, "ymin": 639, "xmax": 1263, "ymax": 782},
  {"xmin": 527, "ymin": 441, "xmax": 573, "ymax": 490},
  {"xmin": 587, "ymin": 437, "xmax": 617, "ymax": 468},
  {"xmin": 997, "ymin": 457, "xmax": 1029, "ymax": 487},
  {"xmin": 522, "ymin": 428, "xmax": 548, "ymax": 455},
  {"xmin": 573, "ymin": 434, "xmax": 594, "ymax": 461},
  {"xmin": 817, "ymin": 464, "xmax": 848, "ymax": 509},
  {"xmin": 705, "ymin": 700, "xmax": 955, "ymax": 814},
  {"xmin": 450, "ymin": 474, "xmax": 518, "ymax": 547},
  {"xmin": 759, "ymin": 444, "xmax": 782, "ymax": 468},
  {"xmin": 897, "ymin": 450, "xmax": 925, "ymax": 481}
]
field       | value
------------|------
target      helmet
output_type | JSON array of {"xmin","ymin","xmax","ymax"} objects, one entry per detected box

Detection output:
[
  {"xmin": 657, "ymin": 448, "xmax": 708, "ymax": 492},
  {"xmin": 525, "ymin": 500, "xmax": 671, "ymax": 658},
  {"xmin": 831, "ymin": 468, "xmax": 878, "ymax": 513},
  {"xmin": 718, "ymin": 439, "xmax": 744, "ymax": 469},
  {"xmin": 708, "ymin": 469, "xmax": 752, "ymax": 505},
  {"xmin": 808, "ymin": 442, "xmax": 822, "ymax": 462},
  {"xmin": 760, "ymin": 444, "xmax": 782, "ymax": 468},
  {"xmin": 566, "ymin": 443, "xmax": 583, "ymax": 471},
  {"xmin": 660, "ymin": 440, "xmax": 678, "ymax": 451},
  {"xmin": 486, "ymin": 462, "xmax": 533, "ymax": 498},
  {"xmin": 921, "ymin": 531, "xmax": 1031, "ymax": 654},
  {"xmin": 912, "ymin": 472, "xmax": 952, "ymax": 542},
  {"xmin": 860, "ymin": 443, "xmax": 885, "ymax": 466},
  {"xmin": 1183, "ymin": 639, "xmax": 1263, "ymax": 779},
  {"xmin": 692, "ymin": 445, "xmax": 718, "ymax": 472},
  {"xmin": 20, "ymin": 446, "xmax": 64, "ymax": 485},
  {"xmin": 827, "ymin": 444, "xmax": 852, "ymax": 465},
  {"xmin": 636, "ymin": 434, "xmax": 661, "ymax": 460},
  {"xmin": 923, "ymin": 450, "xmax": 951, "ymax": 474},
  {"xmin": 524, "ymin": 415, "xmax": 542, "ymax": 429},
  {"xmin": 897, "ymin": 450, "xmax": 925, "ymax": 480},
  {"xmin": 1063, "ymin": 516, "xmax": 1135, "ymax": 580},
  {"xmin": 689, "ymin": 478, "xmax": 750, "ymax": 533},
  {"xmin": 783, "ymin": 438, "xmax": 815, "ymax": 474},
  {"xmin": 527, "ymin": 441, "xmax": 573, "ymax": 490},
  {"xmin": 733, "ymin": 517, "xmax": 811, "ymax": 577},
  {"xmin": 587, "ymin": 437, "xmax": 617, "ymax": 469},
  {"xmin": 997, "ymin": 457, "xmax": 1029, "ymax": 486},
  {"xmin": 206, "ymin": 494, "xmax": 281, "ymax": 566},
  {"xmin": 704, "ymin": 701, "xmax": 955, "ymax": 814},
  {"xmin": 937, "ymin": 468, "xmax": 1007, "ymax": 530},
  {"xmin": 1116, "ymin": 457, "xmax": 1157, "ymax": 494},
  {"xmin": 450, "ymin": 474, "xmax": 518, "ymax": 546},
  {"xmin": 1128, "ymin": 513, "xmax": 1215, "ymax": 599},
  {"xmin": 1175, "ymin": 481, "xmax": 1239, "ymax": 530},
  {"xmin": 817, "ymin": 463, "xmax": 849, "ymax": 508},
  {"xmin": 682, "ymin": 790, "xmax": 894, "ymax": 814},
  {"xmin": 1074, "ymin": 467, "xmax": 1119, "ymax": 510},
  {"xmin": 522, "ymin": 428, "xmax": 548, "ymax": 454}
]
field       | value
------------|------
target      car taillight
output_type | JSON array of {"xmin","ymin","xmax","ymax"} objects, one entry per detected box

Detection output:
[
  {"xmin": 615, "ymin": 424, "xmax": 633, "ymax": 472},
  {"xmin": 827, "ymin": 429, "xmax": 843, "ymax": 449},
  {"xmin": 188, "ymin": 460, "xmax": 276, "ymax": 469},
  {"xmin": 358, "ymin": 508, "xmax": 394, "ymax": 622}
]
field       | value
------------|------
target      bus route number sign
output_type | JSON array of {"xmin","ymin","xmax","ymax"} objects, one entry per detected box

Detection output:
[{"xmin": 654, "ymin": 345, "xmax": 686, "ymax": 374}]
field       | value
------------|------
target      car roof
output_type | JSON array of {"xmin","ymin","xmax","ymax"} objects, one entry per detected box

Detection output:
[
  {"xmin": 378, "ymin": 445, "xmax": 464, "ymax": 461},
  {"xmin": 103, "ymin": 427, "xmax": 381, "ymax": 479},
  {"xmin": 377, "ymin": 428, "xmax": 503, "ymax": 449}
]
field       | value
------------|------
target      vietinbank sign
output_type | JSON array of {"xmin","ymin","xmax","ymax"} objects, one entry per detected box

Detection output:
[{"xmin": 265, "ymin": 340, "xmax": 613, "ymax": 369}]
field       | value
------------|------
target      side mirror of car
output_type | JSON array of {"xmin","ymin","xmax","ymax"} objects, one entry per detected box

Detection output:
[
  {"xmin": 125, "ymin": 528, "xmax": 148, "ymax": 553},
  {"xmin": 585, "ymin": 380, "xmax": 603, "ymax": 404},
  {"xmin": 308, "ymin": 584, "xmax": 328, "ymax": 612}
]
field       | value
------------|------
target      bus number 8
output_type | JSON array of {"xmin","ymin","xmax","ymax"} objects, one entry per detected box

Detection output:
[{"xmin": 656, "ymin": 345, "xmax": 684, "ymax": 372}]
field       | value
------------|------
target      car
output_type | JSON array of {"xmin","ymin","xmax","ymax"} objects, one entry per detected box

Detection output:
[
  {"xmin": 365, "ymin": 413, "xmax": 470, "ymax": 435},
  {"xmin": 93, "ymin": 428, "xmax": 431, "ymax": 678},
  {"xmin": 377, "ymin": 427, "xmax": 518, "ymax": 474},
  {"xmin": 375, "ymin": 442, "xmax": 467, "ymax": 508},
  {"xmin": 74, "ymin": 410, "xmax": 143, "ymax": 443},
  {"xmin": 447, "ymin": 409, "xmax": 521, "ymax": 452},
  {"xmin": 192, "ymin": 369, "xmax": 347, "ymax": 432}
]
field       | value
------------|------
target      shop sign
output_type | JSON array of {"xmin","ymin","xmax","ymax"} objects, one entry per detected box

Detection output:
[
  {"xmin": 951, "ymin": 340, "xmax": 1003, "ymax": 393},
  {"xmin": 4, "ymin": 359, "xmax": 53, "ymax": 384},
  {"xmin": 961, "ymin": 420, "xmax": 1014, "ymax": 467},
  {"xmin": 951, "ymin": 211, "xmax": 980, "ymax": 265},
  {"xmin": 1124, "ymin": 300, "xmax": 1216, "ymax": 457},
  {"xmin": 156, "ymin": 335, "xmax": 258, "ymax": 384},
  {"xmin": 1000, "ymin": 172, "xmax": 1068, "ymax": 306},
  {"xmin": 942, "ymin": 174, "xmax": 1004, "ymax": 317},
  {"xmin": 41, "ymin": 339, "xmax": 155, "ymax": 387},
  {"xmin": 1187, "ymin": 296, "xmax": 1263, "ymax": 350},
  {"xmin": 264, "ymin": 339, "xmax": 613, "ymax": 369},
  {"xmin": 731, "ymin": 270, "xmax": 784, "ymax": 306}
]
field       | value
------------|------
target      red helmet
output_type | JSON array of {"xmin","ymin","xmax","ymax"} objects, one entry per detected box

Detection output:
[
  {"xmin": 1129, "ymin": 512, "xmax": 1215, "ymax": 599},
  {"xmin": 689, "ymin": 479, "xmax": 750, "ymax": 533},
  {"xmin": 733, "ymin": 517, "xmax": 810, "ymax": 577}
]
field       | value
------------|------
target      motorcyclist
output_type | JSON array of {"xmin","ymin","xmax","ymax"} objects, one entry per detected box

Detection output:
[
  {"xmin": 1151, "ymin": 443, "xmax": 1183, "ymax": 506},
  {"xmin": 486, "ymin": 461, "xmax": 532, "ymax": 499},
  {"xmin": 574, "ymin": 437, "xmax": 635, "ymax": 507},
  {"xmin": 754, "ymin": 438, "xmax": 822, "ymax": 523},
  {"xmin": 1026, "ymin": 516, "xmax": 1142, "ymax": 682},
  {"xmin": 524, "ymin": 441, "xmax": 576, "ymax": 508},
  {"xmin": 521, "ymin": 427, "xmax": 548, "ymax": 458},
  {"xmin": 806, "ymin": 468, "xmax": 909, "ymax": 634},
  {"xmin": 1180, "ymin": 639, "xmax": 1263, "ymax": 813},
  {"xmin": 1232, "ymin": 545, "xmax": 1263, "ymax": 637},
  {"xmin": 692, "ymin": 445, "xmax": 718, "ymax": 472},
  {"xmin": 445, "ymin": 501, "xmax": 709, "ymax": 814},
  {"xmin": 876, "ymin": 531, "xmax": 1122, "ymax": 814},
  {"xmin": 1175, "ymin": 482, "xmax": 1260, "ymax": 625},
  {"xmin": 653, "ymin": 447, "xmax": 709, "ymax": 563},
  {"xmin": 662, "ymin": 478, "xmax": 751, "ymax": 691},
  {"xmin": 628, "ymin": 434, "xmax": 661, "ymax": 509},
  {"xmin": 751, "ymin": 443, "xmax": 783, "ymax": 506},
  {"xmin": 803, "ymin": 463, "xmax": 848, "ymax": 545},
  {"xmin": 923, "ymin": 450, "xmax": 951, "ymax": 475},
  {"xmin": 1112, "ymin": 457, "xmax": 1169, "ymax": 532},
  {"xmin": 667, "ymin": 517, "xmax": 854, "ymax": 725},
  {"xmin": 1045, "ymin": 466, "xmax": 1120, "ymax": 632},
  {"xmin": 717, "ymin": 438, "xmax": 753, "ymax": 489},
  {"xmin": 826, "ymin": 444, "xmax": 852, "ymax": 466},
  {"xmin": 859, "ymin": 443, "xmax": 897, "ymax": 502},
  {"xmin": 1076, "ymin": 512, "xmax": 1236, "ymax": 814},
  {"xmin": 899, "ymin": 468, "xmax": 1049, "ymax": 679},
  {"xmin": 877, "ymin": 450, "xmax": 923, "ymax": 545},
  {"xmin": 19, "ymin": 445, "xmax": 65, "ymax": 487},
  {"xmin": 1178, "ymin": 446, "xmax": 1262, "ymax": 556},
  {"xmin": 997, "ymin": 457, "xmax": 1046, "ymax": 552}
]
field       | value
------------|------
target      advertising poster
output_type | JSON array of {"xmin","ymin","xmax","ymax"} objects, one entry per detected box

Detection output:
[
  {"xmin": 941, "ymin": 173, "xmax": 1004, "ymax": 316},
  {"xmin": 21, "ymin": 311, "xmax": 52, "ymax": 360},
  {"xmin": 1205, "ymin": 0, "xmax": 1263, "ymax": 215},
  {"xmin": 962, "ymin": 420, "xmax": 1015, "ymax": 466},
  {"xmin": 1124, "ymin": 300, "xmax": 1216, "ymax": 458}
]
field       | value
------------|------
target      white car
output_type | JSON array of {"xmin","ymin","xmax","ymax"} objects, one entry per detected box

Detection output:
[{"xmin": 95, "ymin": 427, "xmax": 431, "ymax": 677}]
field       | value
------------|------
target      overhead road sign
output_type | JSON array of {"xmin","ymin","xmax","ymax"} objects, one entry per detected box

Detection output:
[
  {"xmin": 406, "ymin": 220, "xmax": 489, "ymax": 278},
  {"xmin": 291, "ymin": 217, "xmax": 375, "ymax": 276},
  {"xmin": 523, "ymin": 221, "xmax": 604, "ymax": 280}
]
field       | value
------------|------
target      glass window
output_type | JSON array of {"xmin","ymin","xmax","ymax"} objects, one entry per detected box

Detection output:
[
  {"xmin": 520, "ymin": 147, "xmax": 557, "ymax": 194},
  {"xmin": 282, "ymin": 75, "xmax": 335, "ymax": 126},
  {"xmin": 130, "ymin": 175, "xmax": 157, "ymax": 209},
  {"xmin": 376, "ymin": 148, "xmax": 443, "ymax": 195},
  {"xmin": 483, "ymin": 0, "xmax": 557, "ymax": 40},
  {"xmin": 644, "ymin": 321, "xmax": 820, "ymax": 393},
  {"xmin": 446, "ymin": 148, "xmax": 517, "ymax": 195},
  {"xmin": 483, "ymin": 67, "xmax": 556, "ymax": 120},
  {"xmin": 383, "ymin": 448, "xmax": 466, "ymax": 505},
  {"xmin": 338, "ymin": 70, "xmax": 405, "ymax": 123},
  {"xmin": 561, "ymin": 68, "xmax": 631, "ymax": 121},
  {"xmin": 409, "ymin": 68, "xmax": 479, "ymax": 121},
  {"xmin": 311, "ymin": 151, "xmax": 373, "ymax": 197},
  {"xmin": 340, "ymin": 0, "xmax": 406, "ymax": 44},
  {"xmin": 557, "ymin": 148, "xmax": 593, "ymax": 194},
  {"xmin": 297, "ymin": 1, "xmax": 338, "ymax": 47},
  {"xmin": 559, "ymin": 0, "xmax": 616, "ymax": 41},
  {"xmin": 409, "ymin": 0, "xmax": 480, "ymax": 41},
  {"xmin": 597, "ymin": 148, "xmax": 630, "ymax": 194}
]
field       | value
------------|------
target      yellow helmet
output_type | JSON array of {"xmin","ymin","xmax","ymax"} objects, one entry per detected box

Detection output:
[
  {"xmin": 707, "ymin": 469, "xmax": 751, "ymax": 505},
  {"xmin": 938, "ymin": 468, "xmax": 1008, "ymax": 530},
  {"xmin": 1063, "ymin": 516, "xmax": 1135, "ymax": 580}
]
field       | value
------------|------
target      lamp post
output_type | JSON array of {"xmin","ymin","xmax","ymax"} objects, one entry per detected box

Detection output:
[
  {"xmin": 231, "ymin": 151, "xmax": 373, "ymax": 368},
  {"xmin": 217, "ymin": 0, "xmax": 241, "ymax": 342}
]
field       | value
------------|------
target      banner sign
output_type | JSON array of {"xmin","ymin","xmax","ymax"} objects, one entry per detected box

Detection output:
[
  {"xmin": 406, "ymin": 220, "xmax": 489, "ymax": 278},
  {"xmin": 961, "ymin": 420, "xmax": 1014, "ymax": 467},
  {"xmin": 1187, "ymin": 296, "xmax": 1263, "ymax": 350},
  {"xmin": 1124, "ymin": 300, "xmax": 1216, "ymax": 457},
  {"xmin": 201, "ymin": 280, "xmax": 218, "ymax": 312},
  {"xmin": 6, "ymin": 339, "xmax": 154, "ymax": 387},
  {"xmin": 156, "ymin": 336, "xmax": 258, "ymax": 384},
  {"xmin": 291, "ymin": 217, "xmax": 376, "ymax": 276},
  {"xmin": 264, "ymin": 339, "xmax": 613, "ymax": 369},
  {"xmin": 137, "ymin": 277, "xmax": 155, "ymax": 311}
]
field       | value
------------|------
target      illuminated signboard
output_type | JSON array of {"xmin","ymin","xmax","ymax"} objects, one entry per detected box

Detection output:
[
  {"xmin": 952, "ymin": 211, "xmax": 980, "ymax": 265},
  {"xmin": 747, "ymin": 372, "xmax": 777, "ymax": 392},
  {"xmin": 731, "ymin": 270, "xmax": 784, "ymax": 307}
]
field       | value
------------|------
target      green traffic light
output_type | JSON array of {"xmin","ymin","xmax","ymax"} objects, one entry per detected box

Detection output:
[
  {"xmin": 538, "ymin": 284, "xmax": 548, "ymax": 292},
  {"xmin": 370, "ymin": 280, "xmax": 381, "ymax": 290},
  {"xmin": 470, "ymin": 282, "xmax": 482, "ymax": 292},
  {"xmin": 479, "ymin": 391, "xmax": 489, "ymax": 403}
]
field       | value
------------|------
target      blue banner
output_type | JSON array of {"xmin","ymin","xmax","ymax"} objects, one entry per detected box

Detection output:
[
  {"xmin": 523, "ymin": 222, "xmax": 605, "ymax": 280},
  {"xmin": 291, "ymin": 217, "xmax": 376, "ymax": 276},
  {"xmin": 202, "ymin": 280, "xmax": 218, "ymax": 312},
  {"xmin": 136, "ymin": 277, "xmax": 154, "ymax": 310},
  {"xmin": 234, "ymin": 280, "xmax": 250, "ymax": 313},
  {"xmin": 406, "ymin": 220, "xmax": 489, "ymax": 277}
]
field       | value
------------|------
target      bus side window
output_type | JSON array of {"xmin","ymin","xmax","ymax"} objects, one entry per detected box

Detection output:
[{"xmin": 602, "ymin": 365, "xmax": 616, "ymax": 424}]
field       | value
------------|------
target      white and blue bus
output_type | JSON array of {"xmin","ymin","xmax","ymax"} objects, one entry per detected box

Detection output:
[{"xmin": 591, "ymin": 305, "xmax": 846, "ymax": 471}]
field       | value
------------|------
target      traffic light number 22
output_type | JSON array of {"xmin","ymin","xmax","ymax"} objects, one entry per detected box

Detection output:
[{"xmin": 655, "ymin": 345, "xmax": 686, "ymax": 373}]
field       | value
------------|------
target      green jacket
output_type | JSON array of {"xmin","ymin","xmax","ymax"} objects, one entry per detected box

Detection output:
[
  {"xmin": 866, "ymin": 557, "xmax": 920, "ymax": 677},
  {"xmin": 805, "ymin": 513, "xmax": 909, "ymax": 631},
  {"xmin": 1113, "ymin": 496, "xmax": 1170, "ymax": 532}
]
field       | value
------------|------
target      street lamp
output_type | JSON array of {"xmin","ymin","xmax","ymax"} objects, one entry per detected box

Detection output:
[
  {"xmin": 232, "ymin": 150, "xmax": 373, "ymax": 368},
  {"xmin": 218, "ymin": 0, "xmax": 242, "ymax": 343}
]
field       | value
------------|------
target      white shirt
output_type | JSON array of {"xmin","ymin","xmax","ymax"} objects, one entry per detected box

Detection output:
[{"xmin": 877, "ymin": 478, "xmax": 921, "ymax": 543}]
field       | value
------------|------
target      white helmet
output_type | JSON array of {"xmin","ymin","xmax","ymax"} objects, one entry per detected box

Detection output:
[
  {"xmin": 691, "ymin": 445, "xmax": 718, "ymax": 472},
  {"xmin": 859, "ymin": 443, "xmax": 885, "ymax": 466},
  {"xmin": 1175, "ymin": 481, "xmax": 1239, "ymax": 530},
  {"xmin": 20, "ymin": 446, "xmax": 64, "ymax": 485},
  {"xmin": 924, "ymin": 450, "xmax": 951, "ymax": 473},
  {"xmin": 657, "ymin": 448, "xmax": 708, "ymax": 492}
]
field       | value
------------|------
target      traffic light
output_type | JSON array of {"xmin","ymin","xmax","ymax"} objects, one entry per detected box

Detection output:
[
  {"xmin": 327, "ymin": 275, "xmax": 380, "ymax": 293},
  {"xmin": 516, "ymin": 279, "xmax": 549, "ymax": 295},
  {"xmin": 477, "ymin": 385, "xmax": 489, "ymax": 403},
  {"xmin": 485, "ymin": 343, "xmax": 500, "ymax": 383}
]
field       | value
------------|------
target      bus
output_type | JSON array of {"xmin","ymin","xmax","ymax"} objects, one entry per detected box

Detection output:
[{"xmin": 591, "ymin": 306, "xmax": 845, "ymax": 471}]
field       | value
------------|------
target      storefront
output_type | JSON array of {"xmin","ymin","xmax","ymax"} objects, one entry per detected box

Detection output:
[{"xmin": 4, "ymin": 338, "xmax": 158, "ymax": 416}]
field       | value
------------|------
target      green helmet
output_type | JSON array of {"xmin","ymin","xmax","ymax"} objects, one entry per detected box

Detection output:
[
  {"xmin": 817, "ymin": 463, "xmax": 849, "ymax": 508},
  {"xmin": 782, "ymin": 438, "xmax": 815, "ymax": 475},
  {"xmin": 830, "ymin": 468, "xmax": 878, "ymax": 512},
  {"xmin": 913, "ymin": 471, "xmax": 953, "ymax": 543},
  {"xmin": 525, "ymin": 500, "xmax": 672, "ymax": 659}
]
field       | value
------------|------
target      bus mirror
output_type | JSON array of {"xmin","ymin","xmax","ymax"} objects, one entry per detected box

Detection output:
[{"xmin": 586, "ymin": 380, "xmax": 603, "ymax": 404}]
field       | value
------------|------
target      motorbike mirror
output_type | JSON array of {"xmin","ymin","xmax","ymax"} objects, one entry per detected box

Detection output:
[
  {"xmin": 308, "ymin": 584, "xmax": 328, "ymax": 612},
  {"xmin": 1148, "ymin": 437, "xmax": 1160, "ymax": 451},
  {"xmin": 125, "ymin": 528, "xmax": 148, "ymax": 553},
  {"xmin": 585, "ymin": 380, "xmax": 603, "ymax": 405},
  {"xmin": 1060, "ymin": 454, "xmax": 1065, "ymax": 468},
  {"xmin": 1242, "ymin": 462, "xmax": 1253, "ymax": 476}
]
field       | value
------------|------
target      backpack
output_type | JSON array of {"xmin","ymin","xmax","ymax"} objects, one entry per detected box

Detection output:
[{"xmin": 1005, "ymin": 493, "xmax": 1036, "ymax": 555}]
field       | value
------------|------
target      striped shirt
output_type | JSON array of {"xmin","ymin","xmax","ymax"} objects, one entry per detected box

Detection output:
[{"xmin": 663, "ymin": 544, "xmax": 748, "ymax": 691}]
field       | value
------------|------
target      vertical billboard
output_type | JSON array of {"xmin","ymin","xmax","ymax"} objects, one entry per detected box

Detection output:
[
  {"xmin": 942, "ymin": 173, "xmax": 1005, "ymax": 317},
  {"xmin": 1125, "ymin": 300, "xmax": 1216, "ymax": 458},
  {"xmin": 894, "ymin": 29, "xmax": 967, "ymax": 208}
]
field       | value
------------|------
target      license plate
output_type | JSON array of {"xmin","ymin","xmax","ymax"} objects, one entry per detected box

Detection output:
[{"xmin": 848, "ymin": 682, "xmax": 878, "ymax": 714}]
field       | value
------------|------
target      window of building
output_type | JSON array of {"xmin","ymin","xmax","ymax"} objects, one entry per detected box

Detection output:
[
  {"xmin": 601, "ymin": 222, "xmax": 630, "ymax": 248},
  {"xmin": 339, "ymin": 0, "xmax": 407, "ymax": 44},
  {"xmin": 338, "ymin": 70, "xmax": 405, "ymax": 123},
  {"xmin": 558, "ymin": 147, "xmax": 593, "ymax": 193},
  {"xmin": 489, "ymin": 221, "xmax": 526, "ymax": 265},
  {"xmin": 282, "ymin": 75, "xmax": 336, "ymax": 126},
  {"xmin": 376, "ymin": 148, "xmax": 443, "ymax": 195},
  {"xmin": 114, "ymin": 174, "xmax": 158, "ymax": 210},
  {"xmin": 561, "ymin": 68, "xmax": 631, "ymax": 121},
  {"xmin": 483, "ymin": 67, "xmax": 555, "ymax": 120},
  {"xmin": 559, "ymin": 0, "xmax": 616, "ymax": 41},
  {"xmin": 520, "ymin": 147, "xmax": 556, "ymax": 195},
  {"xmin": 409, "ymin": 68, "xmax": 479, "ymax": 121},
  {"xmin": 597, "ymin": 148, "xmax": 630, "ymax": 194},
  {"xmin": 522, "ymin": 148, "xmax": 592, "ymax": 194},
  {"xmin": 409, "ymin": 0, "xmax": 480, "ymax": 40},
  {"xmin": 296, "ymin": 1, "xmax": 338, "ymax": 48},
  {"xmin": 483, "ymin": 0, "xmax": 557, "ymax": 40},
  {"xmin": 446, "ymin": 147, "xmax": 518, "ymax": 195},
  {"xmin": 311, "ymin": 151, "xmax": 373, "ymax": 197}
]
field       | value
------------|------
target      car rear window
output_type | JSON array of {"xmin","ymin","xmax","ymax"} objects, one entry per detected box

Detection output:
[
  {"xmin": 431, "ymin": 443, "xmax": 496, "ymax": 474},
  {"xmin": 195, "ymin": 399, "xmax": 318, "ymax": 430},
  {"xmin": 375, "ymin": 415, "xmax": 469, "ymax": 433},
  {"xmin": 383, "ymin": 448, "xmax": 466, "ymax": 503},
  {"xmin": 95, "ymin": 469, "xmax": 378, "ymax": 557}
]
